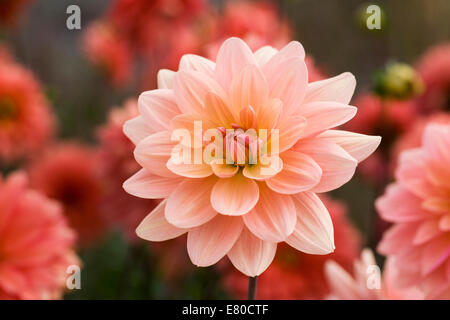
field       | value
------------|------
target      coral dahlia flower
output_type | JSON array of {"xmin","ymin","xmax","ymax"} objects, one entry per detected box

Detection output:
[
  {"xmin": 28, "ymin": 144, "xmax": 105, "ymax": 246},
  {"xmin": 0, "ymin": 51, "xmax": 54, "ymax": 162},
  {"xmin": 124, "ymin": 38, "xmax": 380, "ymax": 276},
  {"xmin": 0, "ymin": 172, "xmax": 78, "ymax": 299},
  {"xmin": 377, "ymin": 123, "xmax": 450, "ymax": 299}
]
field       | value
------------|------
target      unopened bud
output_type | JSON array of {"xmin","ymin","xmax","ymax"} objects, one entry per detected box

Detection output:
[{"xmin": 373, "ymin": 63, "xmax": 424, "ymax": 100}]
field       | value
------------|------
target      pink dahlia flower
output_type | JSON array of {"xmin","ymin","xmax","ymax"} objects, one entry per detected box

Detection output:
[
  {"xmin": 377, "ymin": 123, "xmax": 450, "ymax": 299},
  {"xmin": 325, "ymin": 249, "xmax": 423, "ymax": 300},
  {"xmin": 223, "ymin": 195, "xmax": 361, "ymax": 299},
  {"xmin": 392, "ymin": 112, "xmax": 450, "ymax": 169},
  {"xmin": 28, "ymin": 144, "xmax": 105, "ymax": 246},
  {"xmin": 0, "ymin": 172, "xmax": 79, "ymax": 300},
  {"xmin": 124, "ymin": 38, "xmax": 380, "ymax": 276},
  {"xmin": 0, "ymin": 51, "xmax": 54, "ymax": 162}
]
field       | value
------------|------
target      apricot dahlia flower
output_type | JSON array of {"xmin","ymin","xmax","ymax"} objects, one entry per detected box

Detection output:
[
  {"xmin": 124, "ymin": 38, "xmax": 380, "ymax": 276},
  {"xmin": 0, "ymin": 172, "xmax": 78, "ymax": 299},
  {"xmin": 377, "ymin": 123, "xmax": 450, "ymax": 299}
]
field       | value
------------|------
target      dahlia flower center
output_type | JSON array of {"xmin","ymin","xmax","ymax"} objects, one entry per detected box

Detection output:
[
  {"xmin": 0, "ymin": 97, "xmax": 17, "ymax": 123},
  {"xmin": 213, "ymin": 123, "xmax": 265, "ymax": 166},
  {"xmin": 55, "ymin": 182, "xmax": 88, "ymax": 208}
]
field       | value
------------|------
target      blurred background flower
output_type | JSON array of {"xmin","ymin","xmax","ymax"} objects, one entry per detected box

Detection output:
[
  {"xmin": 325, "ymin": 249, "xmax": 424, "ymax": 300},
  {"xmin": 0, "ymin": 0, "xmax": 449, "ymax": 299},
  {"xmin": 377, "ymin": 123, "xmax": 450, "ymax": 299},
  {"xmin": 0, "ymin": 172, "xmax": 78, "ymax": 299},
  {"xmin": 0, "ymin": 47, "xmax": 54, "ymax": 164},
  {"xmin": 27, "ymin": 143, "xmax": 105, "ymax": 246}
]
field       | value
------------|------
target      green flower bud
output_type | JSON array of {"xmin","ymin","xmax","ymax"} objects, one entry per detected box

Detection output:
[{"xmin": 373, "ymin": 63, "xmax": 424, "ymax": 100}]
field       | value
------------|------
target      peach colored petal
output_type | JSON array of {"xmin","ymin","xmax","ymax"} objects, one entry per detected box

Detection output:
[
  {"xmin": 157, "ymin": 69, "xmax": 175, "ymax": 89},
  {"xmin": 136, "ymin": 200, "xmax": 187, "ymax": 241},
  {"xmin": 243, "ymin": 184, "xmax": 296, "ymax": 242},
  {"xmin": 170, "ymin": 113, "xmax": 215, "ymax": 151},
  {"xmin": 277, "ymin": 114, "xmax": 307, "ymax": 152},
  {"xmin": 211, "ymin": 173, "xmax": 259, "ymax": 216},
  {"xmin": 123, "ymin": 168, "xmax": 183, "ymax": 199},
  {"xmin": 286, "ymin": 192, "xmax": 335, "ymax": 254},
  {"xmin": 303, "ymin": 72, "xmax": 356, "ymax": 104},
  {"xmin": 179, "ymin": 54, "xmax": 215, "ymax": 77},
  {"xmin": 214, "ymin": 37, "xmax": 256, "ymax": 91},
  {"xmin": 299, "ymin": 101, "xmax": 357, "ymax": 138},
  {"xmin": 242, "ymin": 155, "xmax": 283, "ymax": 180},
  {"xmin": 138, "ymin": 89, "xmax": 180, "ymax": 131},
  {"xmin": 204, "ymin": 92, "xmax": 236, "ymax": 127},
  {"xmin": 230, "ymin": 64, "xmax": 268, "ymax": 117},
  {"xmin": 317, "ymin": 130, "xmax": 381, "ymax": 162},
  {"xmin": 375, "ymin": 184, "xmax": 429, "ymax": 222},
  {"xmin": 211, "ymin": 160, "xmax": 238, "ymax": 178},
  {"xmin": 240, "ymin": 104, "xmax": 257, "ymax": 129},
  {"xmin": 254, "ymin": 46, "xmax": 278, "ymax": 67},
  {"xmin": 165, "ymin": 177, "xmax": 217, "ymax": 228},
  {"xmin": 263, "ymin": 41, "xmax": 305, "ymax": 71},
  {"xmin": 171, "ymin": 112, "xmax": 215, "ymax": 134},
  {"xmin": 134, "ymin": 131, "xmax": 178, "ymax": 178},
  {"xmin": 123, "ymin": 116, "xmax": 154, "ymax": 145},
  {"xmin": 227, "ymin": 227, "xmax": 277, "ymax": 277},
  {"xmin": 173, "ymin": 70, "xmax": 225, "ymax": 114},
  {"xmin": 166, "ymin": 157, "xmax": 213, "ymax": 178},
  {"xmin": 266, "ymin": 151, "xmax": 321, "ymax": 194},
  {"xmin": 266, "ymin": 57, "xmax": 308, "ymax": 117},
  {"xmin": 256, "ymin": 98, "xmax": 282, "ymax": 130},
  {"xmin": 187, "ymin": 215, "xmax": 243, "ymax": 267},
  {"xmin": 294, "ymin": 139, "xmax": 357, "ymax": 193}
]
